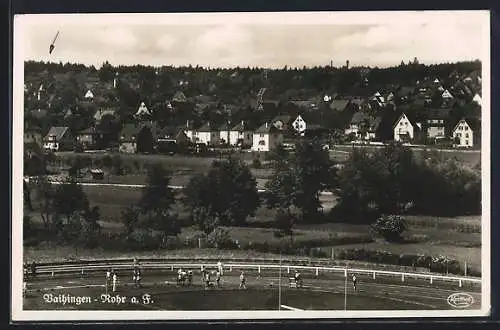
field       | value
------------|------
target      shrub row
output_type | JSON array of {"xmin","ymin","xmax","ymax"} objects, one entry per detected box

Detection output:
[{"xmin": 334, "ymin": 248, "xmax": 480, "ymax": 277}]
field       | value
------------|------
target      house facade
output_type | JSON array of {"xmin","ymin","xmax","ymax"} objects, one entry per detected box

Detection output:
[
  {"xmin": 196, "ymin": 122, "xmax": 219, "ymax": 145},
  {"xmin": 43, "ymin": 126, "xmax": 74, "ymax": 151},
  {"xmin": 252, "ymin": 122, "xmax": 283, "ymax": 152},
  {"xmin": 119, "ymin": 124, "xmax": 138, "ymax": 153},
  {"xmin": 218, "ymin": 122, "xmax": 231, "ymax": 145},
  {"xmin": 229, "ymin": 121, "xmax": 253, "ymax": 147},
  {"xmin": 452, "ymin": 119, "xmax": 474, "ymax": 148},
  {"xmin": 426, "ymin": 108, "xmax": 450, "ymax": 139},
  {"xmin": 393, "ymin": 113, "xmax": 419, "ymax": 142},
  {"xmin": 77, "ymin": 127, "xmax": 105, "ymax": 150}
]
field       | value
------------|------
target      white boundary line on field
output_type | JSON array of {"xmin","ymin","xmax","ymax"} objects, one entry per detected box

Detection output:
[{"xmin": 280, "ymin": 305, "xmax": 304, "ymax": 311}]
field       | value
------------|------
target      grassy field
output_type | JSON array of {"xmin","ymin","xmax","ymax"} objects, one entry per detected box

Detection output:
[{"xmin": 330, "ymin": 145, "xmax": 481, "ymax": 169}]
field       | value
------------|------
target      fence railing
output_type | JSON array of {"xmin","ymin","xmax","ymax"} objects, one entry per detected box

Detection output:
[{"xmin": 27, "ymin": 258, "xmax": 481, "ymax": 288}]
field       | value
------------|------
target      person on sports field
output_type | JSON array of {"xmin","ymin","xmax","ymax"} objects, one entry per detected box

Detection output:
[
  {"xmin": 216, "ymin": 270, "xmax": 222, "ymax": 288},
  {"xmin": 133, "ymin": 267, "xmax": 142, "ymax": 288},
  {"xmin": 239, "ymin": 271, "xmax": 246, "ymax": 290},
  {"xmin": 217, "ymin": 261, "xmax": 223, "ymax": 276},
  {"xmin": 204, "ymin": 270, "xmax": 211, "ymax": 289},
  {"xmin": 112, "ymin": 272, "xmax": 118, "ymax": 292},
  {"xmin": 295, "ymin": 271, "xmax": 302, "ymax": 288},
  {"xmin": 31, "ymin": 261, "xmax": 37, "ymax": 278},
  {"xmin": 352, "ymin": 274, "xmax": 357, "ymax": 292},
  {"xmin": 187, "ymin": 270, "xmax": 193, "ymax": 286},
  {"xmin": 105, "ymin": 268, "xmax": 112, "ymax": 291}
]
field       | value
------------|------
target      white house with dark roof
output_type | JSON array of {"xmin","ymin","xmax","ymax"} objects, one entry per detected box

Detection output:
[
  {"xmin": 393, "ymin": 113, "xmax": 421, "ymax": 142},
  {"xmin": 135, "ymin": 102, "xmax": 151, "ymax": 117},
  {"xmin": 229, "ymin": 121, "xmax": 253, "ymax": 147},
  {"xmin": 452, "ymin": 119, "xmax": 475, "ymax": 148},
  {"xmin": 218, "ymin": 122, "xmax": 231, "ymax": 145},
  {"xmin": 43, "ymin": 126, "xmax": 74, "ymax": 152},
  {"xmin": 85, "ymin": 89, "xmax": 94, "ymax": 99},
  {"xmin": 442, "ymin": 89, "xmax": 454, "ymax": 99},
  {"xmin": 252, "ymin": 122, "xmax": 283, "ymax": 152},
  {"xmin": 183, "ymin": 120, "xmax": 196, "ymax": 142},
  {"xmin": 196, "ymin": 122, "xmax": 219, "ymax": 145}
]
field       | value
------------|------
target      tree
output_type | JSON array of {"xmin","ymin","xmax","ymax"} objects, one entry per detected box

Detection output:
[
  {"xmin": 183, "ymin": 157, "xmax": 260, "ymax": 227},
  {"xmin": 138, "ymin": 164, "xmax": 179, "ymax": 240},
  {"xmin": 192, "ymin": 206, "xmax": 219, "ymax": 235},
  {"xmin": 265, "ymin": 138, "xmax": 335, "ymax": 223},
  {"xmin": 121, "ymin": 206, "xmax": 140, "ymax": 240},
  {"xmin": 52, "ymin": 177, "xmax": 89, "ymax": 226},
  {"xmin": 23, "ymin": 180, "xmax": 33, "ymax": 211},
  {"xmin": 34, "ymin": 176, "xmax": 57, "ymax": 229},
  {"xmin": 111, "ymin": 155, "xmax": 124, "ymax": 175},
  {"xmin": 81, "ymin": 204, "xmax": 101, "ymax": 246},
  {"xmin": 370, "ymin": 214, "xmax": 408, "ymax": 242}
]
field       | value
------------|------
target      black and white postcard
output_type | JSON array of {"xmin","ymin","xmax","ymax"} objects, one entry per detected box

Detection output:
[{"xmin": 11, "ymin": 10, "xmax": 491, "ymax": 321}]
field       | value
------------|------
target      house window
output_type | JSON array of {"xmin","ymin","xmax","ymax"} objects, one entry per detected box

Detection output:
[
  {"xmin": 457, "ymin": 133, "xmax": 462, "ymax": 138},
  {"xmin": 465, "ymin": 133, "xmax": 469, "ymax": 138},
  {"xmin": 405, "ymin": 122, "xmax": 408, "ymax": 126},
  {"xmin": 439, "ymin": 120, "xmax": 444, "ymax": 124},
  {"xmin": 259, "ymin": 140, "xmax": 265, "ymax": 146},
  {"xmin": 466, "ymin": 140, "xmax": 469, "ymax": 145},
  {"xmin": 259, "ymin": 134, "xmax": 264, "ymax": 138},
  {"xmin": 465, "ymin": 126, "xmax": 469, "ymax": 131}
]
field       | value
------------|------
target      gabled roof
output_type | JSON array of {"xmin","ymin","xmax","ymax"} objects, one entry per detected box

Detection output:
[
  {"xmin": 230, "ymin": 121, "xmax": 255, "ymax": 132},
  {"xmin": 79, "ymin": 127, "xmax": 104, "ymax": 135},
  {"xmin": 94, "ymin": 108, "xmax": 117, "ymax": 121},
  {"xmin": 172, "ymin": 91, "xmax": 188, "ymax": 103},
  {"xmin": 393, "ymin": 112, "xmax": 420, "ymax": 129},
  {"xmin": 349, "ymin": 111, "xmax": 371, "ymax": 125},
  {"xmin": 218, "ymin": 122, "xmax": 232, "ymax": 131},
  {"xmin": 45, "ymin": 126, "xmax": 70, "ymax": 140},
  {"xmin": 197, "ymin": 122, "xmax": 214, "ymax": 132},
  {"xmin": 428, "ymin": 108, "xmax": 452, "ymax": 120},
  {"xmin": 30, "ymin": 109, "xmax": 48, "ymax": 119},
  {"xmin": 330, "ymin": 100, "xmax": 350, "ymax": 111},
  {"xmin": 452, "ymin": 117, "xmax": 480, "ymax": 132},
  {"xmin": 254, "ymin": 122, "xmax": 280, "ymax": 134},
  {"xmin": 271, "ymin": 115, "xmax": 292, "ymax": 125}
]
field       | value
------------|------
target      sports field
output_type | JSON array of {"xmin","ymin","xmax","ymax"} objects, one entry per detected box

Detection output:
[{"xmin": 23, "ymin": 268, "xmax": 481, "ymax": 311}]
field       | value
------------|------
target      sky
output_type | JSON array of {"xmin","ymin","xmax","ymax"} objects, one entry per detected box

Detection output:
[{"xmin": 15, "ymin": 11, "xmax": 489, "ymax": 69}]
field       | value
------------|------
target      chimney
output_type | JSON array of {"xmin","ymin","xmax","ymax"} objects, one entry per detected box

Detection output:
[
  {"xmin": 241, "ymin": 120, "xmax": 244, "ymax": 127},
  {"xmin": 265, "ymin": 122, "xmax": 268, "ymax": 128},
  {"xmin": 186, "ymin": 120, "xmax": 189, "ymax": 128}
]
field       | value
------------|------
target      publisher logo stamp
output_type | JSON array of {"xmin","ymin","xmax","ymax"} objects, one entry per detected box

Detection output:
[{"xmin": 447, "ymin": 293, "xmax": 474, "ymax": 308}]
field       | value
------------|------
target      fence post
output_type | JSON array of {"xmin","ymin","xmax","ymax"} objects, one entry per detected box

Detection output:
[
  {"xmin": 459, "ymin": 279, "xmax": 462, "ymax": 288},
  {"xmin": 51, "ymin": 271, "xmax": 54, "ymax": 277},
  {"xmin": 81, "ymin": 268, "xmax": 84, "ymax": 277},
  {"xmin": 331, "ymin": 248, "xmax": 334, "ymax": 259},
  {"xmin": 344, "ymin": 268, "xmax": 347, "ymax": 277},
  {"xmin": 229, "ymin": 265, "xmax": 232, "ymax": 272},
  {"xmin": 464, "ymin": 261, "xmax": 467, "ymax": 277},
  {"xmin": 401, "ymin": 274, "xmax": 405, "ymax": 282},
  {"xmin": 315, "ymin": 267, "xmax": 319, "ymax": 276},
  {"xmin": 287, "ymin": 266, "xmax": 290, "ymax": 274},
  {"xmin": 258, "ymin": 266, "xmax": 261, "ymax": 274},
  {"xmin": 171, "ymin": 265, "xmax": 174, "ymax": 271},
  {"xmin": 430, "ymin": 276, "xmax": 433, "ymax": 284},
  {"xmin": 373, "ymin": 272, "xmax": 376, "ymax": 280}
]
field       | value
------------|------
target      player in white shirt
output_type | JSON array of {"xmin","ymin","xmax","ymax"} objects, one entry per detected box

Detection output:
[
  {"xmin": 112, "ymin": 272, "xmax": 118, "ymax": 292},
  {"xmin": 217, "ymin": 261, "xmax": 223, "ymax": 276},
  {"xmin": 352, "ymin": 274, "xmax": 357, "ymax": 291},
  {"xmin": 239, "ymin": 271, "xmax": 246, "ymax": 289}
]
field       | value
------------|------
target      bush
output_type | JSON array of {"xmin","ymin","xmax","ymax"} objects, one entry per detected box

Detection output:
[
  {"xmin": 252, "ymin": 158, "xmax": 262, "ymax": 169},
  {"xmin": 207, "ymin": 228, "xmax": 236, "ymax": 249},
  {"xmin": 370, "ymin": 215, "xmax": 407, "ymax": 242},
  {"xmin": 334, "ymin": 248, "xmax": 477, "ymax": 276}
]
